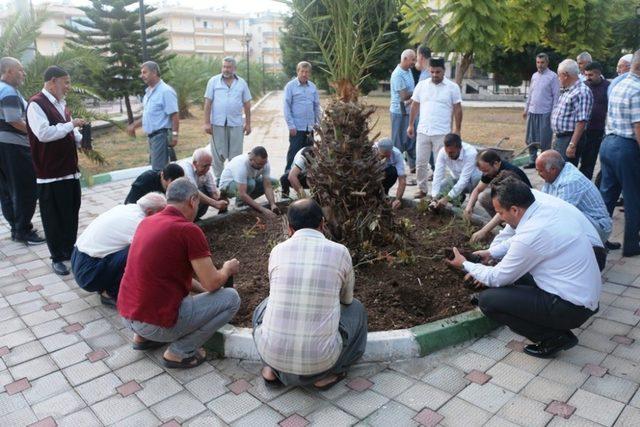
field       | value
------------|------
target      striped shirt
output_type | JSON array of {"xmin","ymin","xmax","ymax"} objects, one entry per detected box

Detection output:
[
  {"xmin": 255, "ymin": 229, "xmax": 355, "ymax": 375},
  {"xmin": 551, "ymin": 80, "xmax": 593, "ymax": 133},
  {"xmin": 541, "ymin": 162, "xmax": 612, "ymax": 236},
  {"xmin": 605, "ymin": 73, "xmax": 640, "ymax": 139}
]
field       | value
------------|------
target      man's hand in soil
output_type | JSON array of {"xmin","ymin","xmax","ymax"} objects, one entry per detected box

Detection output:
[
  {"xmin": 472, "ymin": 249, "xmax": 494, "ymax": 265},
  {"xmin": 392, "ymin": 199, "xmax": 402, "ymax": 210},
  {"xmin": 213, "ymin": 199, "xmax": 228, "ymax": 211},
  {"xmin": 222, "ymin": 259, "xmax": 240, "ymax": 277},
  {"xmin": 261, "ymin": 207, "xmax": 277, "ymax": 219},
  {"xmin": 464, "ymin": 273, "xmax": 486, "ymax": 289},
  {"xmin": 445, "ymin": 247, "xmax": 466, "ymax": 269},
  {"xmin": 470, "ymin": 229, "xmax": 488, "ymax": 243},
  {"xmin": 271, "ymin": 205, "xmax": 282, "ymax": 216}
]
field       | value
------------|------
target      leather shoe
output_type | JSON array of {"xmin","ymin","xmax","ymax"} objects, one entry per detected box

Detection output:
[
  {"xmin": 605, "ymin": 240, "xmax": 621, "ymax": 250},
  {"xmin": 523, "ymin": 332, "xmax": 578, "ymax": 358},
  {"xmin": 14, "ymin": 230, "xmax": 46, "ymax": 246},
  {"xmin": 52, "ymin": 261, "xmax": 70, "ymax": 276}
]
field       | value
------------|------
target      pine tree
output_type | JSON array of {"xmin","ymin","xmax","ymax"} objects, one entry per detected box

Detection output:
[{"xmin": 62, "ymin": 0, "xmax": 172, "ymax": 123}]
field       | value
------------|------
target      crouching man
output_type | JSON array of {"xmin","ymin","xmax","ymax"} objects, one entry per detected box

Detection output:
[
  {"xmin": 447, "ymin": 177, "xmax": 601, "ymax": 358},
  {"xmin": 253, "ymin": 199, "xmax": 367, "ymax": 389},
  {"xmin": 71, "ymin": 192, "xmax": 167, "ymax": 307},
  {"xmin": 178, "ymin": 147, "xmax": 228, "ymax": 220},
  {"xmin": 117, "ymin": 178, "xmax": 241, "ymax": 369},
  {"xmin": 374, "ymin": 137, "xmax": 406, "ymax": 210},
  {"xmin": 280, "ymin": 146, "xmax": 314, "ymax": 199}
]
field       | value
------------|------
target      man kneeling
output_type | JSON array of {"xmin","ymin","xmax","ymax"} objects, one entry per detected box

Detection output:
[
  {"xmin": 117, "ymin": 178, "xmax": 241, "ymax": 369},
  {"xmin": 447, "ymin": 178, "xmax": 601, "ymax": 358},
  {"xmin": 71, "ymin": 192, "xmax": 167, "ymax": 307},
  {"xmin": 253, "ymin": 199, "xmax": 368, "ymax": 389}
]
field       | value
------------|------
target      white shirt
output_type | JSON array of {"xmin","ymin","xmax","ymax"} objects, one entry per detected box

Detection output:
[
  {"xmin": 411, "ymin": 77, "xmax": 462, "ymax": 135},
  {"xmin": 26, "ymin": 88, "xmax": 82, "ymax": 183},
  {"xmin": 219, "ymin": 153, "xmax": 271, "ymax": 190},
  {"xmin": 464, "ymin": 200, "xmax": 601, "ymax": 310},
  {"xmin": 431, "ymin": 142, "xmax": 482, "ymax": 198},
  {"xmin": 291, "ymin": 148, "xmax": 308, "ymax": 173},
  {"xmin": 75, "ymin": 204, "xmax": 146, "ymax": 258},
  {"xmin": 490, "ymin": 189, "xmax": 604, "ymax": 258},
  {"xmin": 178, "ymin": 159, "xmax": 219, "ymax": 198}
]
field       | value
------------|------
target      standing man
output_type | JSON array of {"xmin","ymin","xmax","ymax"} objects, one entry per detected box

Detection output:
[
  {"xmin": 576, "ymin": 52, "xmax": 592, "ymax": 82},
  {"xmin": 599, "ymin": 50, "xmax": 640, "ymax": 258},
  {"xmin": 580, "ymin": 61, "xmax": 610, "ymax": 180},
  {"xmin": 390, "ymin": 49, "xmax": 417, "ymax": 174},
  {"xmin": 407, "ymin": 57, "xmax": 463, "ymax": 199},
  {"xmin": 415, "ymin": 45, "xmax": 431, "ymax": 82},
  {"xmin": 204, "ymin": 57, "xmax": 252, "ymax": 180},
  {"xmin": 0, "ymin": 57, "xmax": 45, "ymax": 245},
  {"xmin": 283, "ymin": 61, "xmax": 320, "ymax": 176},
  {"xmin": 127, "ymin": 61, "xmax": 179, "ymax": 171},
  {"xmin": 26, "ymin": 66, "xmax": 84, "ymax": 276},
  {"xmin": 551, "ymin": 59, "xmax": 593, "ymax": 164},
  {"xmin": 609, "ymin": 54, "xmax": 632, "ymax": 96},
  {"xmin": 523, "ymin": 53, "xmax": 559, "ymax": 168}
]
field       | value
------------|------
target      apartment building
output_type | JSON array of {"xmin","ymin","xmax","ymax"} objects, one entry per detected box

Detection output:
[{"xmin": 248, "ymin": 12, "xmax": 284, "ymax": 73}]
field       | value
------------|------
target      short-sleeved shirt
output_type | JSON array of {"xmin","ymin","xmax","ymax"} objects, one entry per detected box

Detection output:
[
  {"xmin": 411, "ymin": 78, "xmax": 462, "ymax": 136},
  {"xmin": 551, "ymin": 80, "xmax": 593, "ymax": 133},
  {"xmin": 141, "ymin": 80, "xmax": 178, "ymax": 134},
  {"xmin": 0, "ymin": 81, "xmax": 28, "ymax": 146},
  {"xmin": 124, "ymin": 170, "xmax": 164, "ymax": 204},
  {"xmin": 218, "ymin": 153, "xmax": 271, "ymax": 190},
  {"xmin": 291, "ymin": 148, "xmax": 308, "ymax": 173},
  {"xmin": 606, "ymin": 73, "xmax": 640, "ymax": 138},
  {"xmin": 389, "ymin": 65, "xmax": 415, "ymax": 115},
  {"xmin": 480, "ymin": 160, "xmax": 531, "ymax": 187},
  {"xmin": 204, "ymin": 74, "xmax": 252, "ymax": 127},
  {"xmin": 178, "ymin": 159, "xmax": 218, "ymax": 196},
  {"xmin": 373, "ymin": 143, "xmax": 406, "ymax": 177},
  {"xmin": 117, "ymin": 206, "xmax": 211, "ymax": 327},
  {"xmin": 76, "ymin": 204, "xmax": 145, "ymax": 258}
]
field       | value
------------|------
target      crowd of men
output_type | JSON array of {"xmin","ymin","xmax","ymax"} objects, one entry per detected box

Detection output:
[{"xmin": 0, "ymin": 45, "xmax": 638, "ymax": 381}]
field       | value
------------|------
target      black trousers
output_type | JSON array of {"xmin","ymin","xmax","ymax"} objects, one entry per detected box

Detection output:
[
  {"xmin": 477, "ymin": 275, "xmax": 596, "ymax": 343},
  {"xmin": 576, "ymin": 129, "xmax": 604, "ymax": 181},
  {"xmin": 279, "ymin": 172, "xmax": 308, "ymax": 196},
  {"xmin": 195, "ymin": 188, "xmax": 213, "ymax": 221},
  {"xmin": 0, "ymin": 143, "xmax": 37, "ymax": 236},
  {"xmin": 383, "ymin": 165, "xmax": 398, "ymax": 194},
  {"xmin": 38, "ymin": 179, "xmax": 81, "ymax": 262},
  {"xmin": 285, "ymin": 131, "xmax": 313, "ymax": 172}
]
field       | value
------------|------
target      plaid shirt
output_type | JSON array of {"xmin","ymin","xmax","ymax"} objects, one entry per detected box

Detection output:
[
  {"xmin": 606, "ymin": 73, "xmax": 640, "ymax": 139},
  {"xmin": 255, "ymin": 229, "xmax": 355, "ymax": 375},
  {"xmin": 541, "ymin": 162, "xmax": 612, "ymax": 235},
  {"xmin": 551, "ymin": 80, "xmax": 593, "ymax": 133}
]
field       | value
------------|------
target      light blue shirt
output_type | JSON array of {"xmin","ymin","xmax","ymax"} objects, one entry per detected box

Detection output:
[
  {"xmin": 141, "ymin": 80, "xmax": 178, "ymax": 134},
  {"xmin": 284, "ymin": 78, "xmax": 321, "ymax": 131},
  {"xmin": 608, "ymin": 72, "xmax": 629, "ymax": 96},
  {"xmin": 204, "ymin": 74, "xmax": 252, "ymax": 127},
  {"xmin": 419, "ymin": 69, "xmax": 430, "ymax": 82},
  {"xmin": 389, "ymin": 65, "xmax": 415, "ymax": 115}
]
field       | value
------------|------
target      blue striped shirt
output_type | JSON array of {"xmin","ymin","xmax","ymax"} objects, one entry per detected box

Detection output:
[
  {"xmin": 606, "ymin": 73, "xmax": 640, "ymax": 139},
  {"xmin": 551, "ymin": 80, "xmax": 593, "ymax": 133}
]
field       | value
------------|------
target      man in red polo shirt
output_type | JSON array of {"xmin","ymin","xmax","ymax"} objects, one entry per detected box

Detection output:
[{"xmin": 118, "ymin": 178, "xmax": 240, "ymax": 369}]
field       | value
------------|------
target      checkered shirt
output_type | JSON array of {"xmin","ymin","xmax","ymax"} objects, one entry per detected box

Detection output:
[
  {"xmin": 606, "ymin": 73, "xmax": 640, "ymax": 138},
  {"xmin": 255, "ymin": 229, "xmax": 355, "ymax": 375},
  {"xmin": 541, "ymin": 162, "xmax": 612, "ymax": 235},
  {"xmin": 551, "ymin": 80, "xmax": 593, "ymax": 133}
]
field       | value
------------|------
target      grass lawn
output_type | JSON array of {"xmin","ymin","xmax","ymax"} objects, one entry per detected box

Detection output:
[{"xmin": 83, "ymin": 95, "xmax": 526, "ymax": 176}]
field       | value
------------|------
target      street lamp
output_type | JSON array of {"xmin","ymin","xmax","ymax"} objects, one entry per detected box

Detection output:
[
  {"xmin": 242, "ymin": 33, "xmax": 252, "ymax": 88},
  {"xmin": 139, "ymin": 0, "xmax": 148, "ymax": 61}
]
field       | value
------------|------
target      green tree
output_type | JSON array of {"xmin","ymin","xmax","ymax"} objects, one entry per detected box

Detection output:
[
  {"xmin": 164, "ymin": 55, "xmax": 219, "ymax": 119},
  {"xmin": 62, "ymin": 0, "xmax": 172, "ymax": 124},
  {"xmin": 0, "ymin": 8, "xmax": 48, "ymax": 59}
]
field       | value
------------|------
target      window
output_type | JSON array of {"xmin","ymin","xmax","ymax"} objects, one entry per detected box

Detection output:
[{"xmin": 203, "ymin": 21, "xmax": 208, "ymax": 28}]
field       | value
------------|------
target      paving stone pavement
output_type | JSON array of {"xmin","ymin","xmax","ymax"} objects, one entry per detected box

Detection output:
[{"xmin": 1, "ymin": 91, "xmax": 640, "ymax": 426}]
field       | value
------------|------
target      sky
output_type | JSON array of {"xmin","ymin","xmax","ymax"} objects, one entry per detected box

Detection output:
[{"xmin": 2, "ymin": 0, "xmax": 290, "ymax": 14}]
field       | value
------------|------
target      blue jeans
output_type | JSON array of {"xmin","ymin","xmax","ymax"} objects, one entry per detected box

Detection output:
[
  {"xmin": 391, "ymin": 113, "xmax": 416, "ymax": 169},
  {"xmin": 599, "ymin": 134, "xmax": 640, "ymax": 255}
]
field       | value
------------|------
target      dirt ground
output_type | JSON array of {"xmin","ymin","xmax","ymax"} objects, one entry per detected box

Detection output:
[{"xmin": 202, "ymin": 206, "xmax": 482, "ymax": 331}]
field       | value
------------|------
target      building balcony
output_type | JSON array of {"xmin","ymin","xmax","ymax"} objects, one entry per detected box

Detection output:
[
  {"xmin": 195, "ymin": 28, "xmax": 224, "ymax": 35},
  {"xmin": 195, "ymin": 45, "xmax": 225, "ymax": 52}
]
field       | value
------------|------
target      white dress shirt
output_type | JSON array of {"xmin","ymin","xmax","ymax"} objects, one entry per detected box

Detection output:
[
  {"xmin": 431, "ymin": 142, "xmax": 482, "ymax": 198},
  {"xmin": 26, "ymin": 88, "xmax": 82, "ymax": 183},
  {"xmin": 411, "ymin": 77, "xmax": 462, "ymax": 136},
  {"xmin": 177, "ymin": 159, "xmax": 220, "ymax": 199},
  {"xmin": 490, "ymin": 189, "xmax": 604, "ymax": 257},
  {"xmin": 75, "ymin": 204, "xmax": 146, "ymax": 258},
  {"xmin": 464, "ymin": 200, "xmax": 601, "ymax": 310}
]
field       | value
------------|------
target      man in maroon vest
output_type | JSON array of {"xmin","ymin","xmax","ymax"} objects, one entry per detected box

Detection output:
[{"xmin": 26, "ymin": 66, "xmax": 85, "ymax": 276}]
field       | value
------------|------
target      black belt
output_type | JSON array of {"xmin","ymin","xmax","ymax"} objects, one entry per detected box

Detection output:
[
  {"xmin": 148, "ymin": 128, "xmax": 170, "ymax": 138},
  {"xmin": 555, "ymin": 131, "xmax": 573, "ymax": 138}
]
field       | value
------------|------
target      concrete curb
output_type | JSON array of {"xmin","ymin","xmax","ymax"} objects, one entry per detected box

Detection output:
[
  {"xmin": 80, "ymin": 91, "xmax": 275, "ymax": 188},
  {"xmin": 202, "ymin": 199, "xmax": 498, "ymax": 362}
]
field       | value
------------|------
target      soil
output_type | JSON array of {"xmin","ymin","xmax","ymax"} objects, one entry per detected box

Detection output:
[{"xmin": 202, "ymin": 208, "xmax": 482, "ymax": 331}]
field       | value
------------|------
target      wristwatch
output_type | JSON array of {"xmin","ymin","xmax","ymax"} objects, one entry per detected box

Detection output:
[{"xmin": 172, "ymin": 131, "xmax": 178, "ymax": 137}]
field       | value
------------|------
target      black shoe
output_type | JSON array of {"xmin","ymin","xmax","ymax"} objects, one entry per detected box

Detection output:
[
  {"xmin": 523, "ymin": 163, "xmax": 536, "ymax": 169},
  {"xmin": 523, "ymin": 332, "xmax": 578, "ymax": 359},
  {"xmin": 410, "ymin": 168, "xmax": 416, "ymax": 174},
  {"xmin": 615, "ymin": 198, "xmax": 624, "ymax": 207},
  {"xmin": 469, "ymin": 293, "xmax": 480, "ymax": 307},
  {"xmin": 100, "ymin": 294, "xmax": 117, "ymax": 308},
  {"xmin": 52, "ymin": 261, "xmax": 70, "ymax": 276},
  {"xmin": 623, "ymin": 247, "xmax": 640, "ymax": 258},
  {"xmin": 14, "ymin": 230, "xmax": 46, "ymax": 246},
  {"xmin": 605, "ymin": 241, "xmax": 621, "ymax": 250}
]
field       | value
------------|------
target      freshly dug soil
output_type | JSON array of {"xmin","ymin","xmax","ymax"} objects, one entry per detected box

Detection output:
[{"xmin": 202, "ymin": 208, "xmax": 481, "ymax": 331}]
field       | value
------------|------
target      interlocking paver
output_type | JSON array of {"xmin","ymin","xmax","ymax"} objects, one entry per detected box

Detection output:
[
  {"xmin": 184, "ymin": 370, "xmax": 229, "ymax": 403},
  {"xmin": 39, "ymin": 332, "xmax": 80, "ymax": 353},
  {"xmin": 305, "ymin": 405, "xmax": 358, "ymax": 427},
  {"xmin": 394, "ymin": 382, "xmax": 452, "ymax": 411},
  {"xmin": 421, "ymin": 365, "xmax": 470, "ymax": 395},
  {"xmin": 545, "ymin": 400, "xmax": 576, "ymax": 419},
  {"xmin": 615, "ymin": 405, "xmax": 640, "ymax": 426},
  {"xmin": 22, "ymin": 372, "xmax": 71, "ymax": 406},
  {"xmin": 232, "ymin": 405, "xmax": 284, "ymax": 427},
  {"xmin": 539, "ymin": 360, "xmax": 590, "ymax": 388},
  {"xmin": 497, "ymin": 395, "xmax": 552, "ymax": 427},
  {"xmin": 91, "ymin": 394, "xmax": 146, "ymax": 425},
  {"xmin": 9, "ymin": 355, "xmax": 58, "ymax": 382},
  {"xmin": 611, "ymin": 335, "xmax": 635, "ymax": 346},
  {"xmin": 437, "ymin": 397, "xmax": 491, "ymax": 426},
  {"xmin": 601, "ymin": 355, "xmax": 640, "ymax": 383},
  {"xmin": 412, "ymin": 407, "xmax": 443, "ymax": 427},
  {"xmin": 2, "ymin": 340, "xmax": 46, "ymax": 367},
  {"xmin": 269, "ymin": 388, "xmax": 326, "ymax": 417},
  {"xmin": 582, "ymin": 363, "xmax": 608, "ymax": 377},
  {"xmin": 486, "ymin": 362, "xmax": 535, "ymax": 392},
  {"xmin": 484, "ymin": 415, "xmax": 520, "ymax": 427},
  {"xmin": 137, "ymin": 373, "xmax": 183, "ymax": 406},
  {"xmin": 0, "ymin": 407, "xmax": 37, "ymax": 426},
  {"xmin": 448, "ymin": 351, "xmax": 496, "ymax": 373},
  {"xmin": 152, "ymin": 390, "xmax": 207, "ymax": 423},
  {"xmin": 62, "ymin": 359, "xmax": 110, "ymax": 386},
  {"xmin": 568, "ymin": 388, "xmax": 625, "ymax": 426},
  {"xmin": 5, "ymin": 378, "xmax": 30, "ymax": 395},
  {"xmin": 558, "ymin": 345, "xmax": 607, "ymax": 367},
  {"xmin": 334, "ymin": 389, "xmax": 389, "ymax": 419},
  {"xmin": 115, "ymin": 357, "xmax": 163, "ymax": 383},
  {"xmin": 76, "ymin": 372, "xmax": 122, "ymax": 405},
  {"xmin": 0, "ymin": 328, "xmax": 36, "ymax": 348},
  {"xmin": 458, "ymin": 382, "xmax": 514, "ymax": 413},
  {"xmin": 32, "ymin": 389, "xmax": 85, "ymax": 420},
  {"xmin": 577, "ymin": 330, "xmax": 618, "ymax": 353},
  {"xmin": 279, "ymin": 413, "xmax": 309, "ymax": 427},
  {"xmin": 346, "ymin": 377, "xmax": 374, "ymax": 392},
  {"xmin": 464, "ymin": 369, "xmax": 492, "ymax": 385},
  {"xmin": 589, "ymin": 318, "xmax": 632, "ymax": 337},
  {"xmin": 369, "ymin": 371, "xmax": 414, "ymax": 398},
  {"xmin": 51, "ymin": 342, "xmax": 93, "ymax": 369},
  {"xmin": 57, "ymin": 408, "xmax": 101, "ymax": 427},
  {"xmin": 228, "ymin": 378, "xmax": 252, "ymax": 395},
  {"xmin": 248, "ymin": 377, "xmax": 292, "ymax": 402},
  {"xmin": 468, "ymin": 337, "xmax": 512, "ymax": 360},
  {"xmin": 114, "ymin": 408, "xmax": 161, "ymax": 427},
  {"xmin": 207, "ymin": 392, "xmax": 262, "ymax": 423},
  {"xmin": 583, "ymin": 373, "xmax": 638, "ymax": 403},
  {"xmin": 28, "ymin": 416, "xmax": 57, "ymax": 427}
]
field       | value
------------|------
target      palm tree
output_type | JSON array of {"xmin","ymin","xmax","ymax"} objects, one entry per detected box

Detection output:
[
  {"xmin": 282, "ymin": 0, "xmax": 401, "ymax": 261},
  {"xmin": 0, "ymin": 8, "xmax": 48, "ymax": 59},
  {"xmin": 164, "ymin": 56, "xmax": 221, "ymax": 119}
]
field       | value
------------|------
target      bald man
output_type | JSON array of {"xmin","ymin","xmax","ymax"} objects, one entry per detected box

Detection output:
[{"xmin": 178, "ymin": 147, "xmax": 228, "ymax": 220}]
